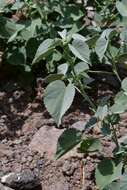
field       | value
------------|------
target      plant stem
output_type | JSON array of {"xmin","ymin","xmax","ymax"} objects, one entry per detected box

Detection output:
[
  {"xmin": 111, "ymin": 124, "xmax": 119, "ymax": 149},
  {"xmin": 78, "ymin": 80, "xmax": 96, "ymax": 110},
  {"xmin": 63, "ymin": 46, "xmax": 96, "ymax": 110},
  {"xmin": 107, "ymin": 50, "xmax": 121, "ymax": 82},
  {"xmin": 112, "ymin": 61, "xmax": 122, "ymax": 82},
  {"xmin": 88, "ymin": 70, "xmax": 114, "ymax": 75}
]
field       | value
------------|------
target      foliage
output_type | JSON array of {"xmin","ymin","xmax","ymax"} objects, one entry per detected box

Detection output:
[{"xmin": 2, "ymin": 0, "xmax": 127, "ymax": 189}]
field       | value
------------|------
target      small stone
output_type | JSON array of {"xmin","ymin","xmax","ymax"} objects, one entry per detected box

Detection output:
[
  {"xmin": 27, "ymin": 156, "xmax": 33, "ymax": 162},
  {"xmin": 8, "ymin": 98, "xmax": 13, "ymax": 104},
  {"xmin": 1, "ymin": 169, "xmax": 40, "ymax": 190},
  {"xmin": 21, "ymin": 157, "xmax": 27, "ymax": 163},
  {"xmin": 36, "ymin": 159, "xmax": 44, "ymax": 167},
  {"xmin": 2, "ymin": 159, "xmax": 9, "ymax": 164},
  {"xmin": 30, "ymin": 163, "xmax": 34, "ymax": 170},
  {"xmin": 1, "ymin": 139, "xmax": 7, "ymax": 144},
  {"xmin": 62, "ymin": 160, "xmax": 76, "ymax": 176},
  {"xmin": 1, "ymin": 115, "xmax": 7, "ymax": 120}
]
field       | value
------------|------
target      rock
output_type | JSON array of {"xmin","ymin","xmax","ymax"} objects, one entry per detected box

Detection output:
[
  {"xmin": 0, "ymin": 183, "xmax": 14, "ymax": 190},
  {"xmin": 29, "ymin": 125, "xmax": 83, "ymax": 160},
  {"xmin": 62, "ymin": 160, "xmax": 76, "ymax": 176},
  {"xmin": 29, "ymin": 126, "xmax": 64, "ymax": 160},
  {"xmin": 1, "ymin": 169, "xmax": 40, "ymax": 190}
]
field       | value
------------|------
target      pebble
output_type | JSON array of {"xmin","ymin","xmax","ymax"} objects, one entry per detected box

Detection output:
[
  {"xmin": 62, "ymin": 160, "xmax": 76, "ymax": 176},
  {"xmin": 1, "ymin": 170, "xmax": 40, "ymax": 189},
  {"xmin": 21, "ymin": 157, "xmax": 27, "ymax": 163},
  {"xmin": 27, "ymin": 156, "xmax": 33, "ymax": 162}
]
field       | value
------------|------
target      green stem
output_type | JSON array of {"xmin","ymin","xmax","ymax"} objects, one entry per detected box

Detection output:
[
  {"xmin": 106, "ymin": 51, "xmax": 121, "ymax": 82},
  {"xmin": 112, "ymin": 61, "xmax": 122, "ymax": 82},
  {"xmin": 111, "ymin": 124, "xmax": 119, "ymax": 149},
  {"xmin": 63, "ymin": 46, "xmax": 96, "ymax": 110},
  {"xmin": 77, "ymin": 80, "xmax": 96, "ymax": 110},
  {"xmin": 88, "ymin": 70, "xmax": 114, "ymax": 75}
]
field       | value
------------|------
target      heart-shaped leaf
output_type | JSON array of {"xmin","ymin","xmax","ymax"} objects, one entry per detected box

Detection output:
[
  {"xmin": 69, "ymin": 39, "xmax": 90, "ymax": 63},
  {"xmin": 57, "ymin": 63, "xmax": 68, "ymax": 75},
  {"xmin": 44, "ymin": 80, "xmax": 75, "ymax": 126},
  {"xmin": 74, "ymin": 61, "xmax": 89, "ymax": 75},
  {"xmin": 95, "ymin": 29, "xmax": 113, "ymax": 61},
  {"xmin": 95, "ymin": 37, "xmax": 108, "ymax": 61}
]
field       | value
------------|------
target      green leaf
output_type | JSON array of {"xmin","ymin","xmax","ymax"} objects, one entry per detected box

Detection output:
[
  {"xmin": 32, "ymin": 39, "xmax": 54, "ymax": 64},
  {"xmin": 61, "ymin": 5, "xmax": 84, "ymax": 21},
  {"xmin": 85, "ymin": 117, "xmax": 98, "ymax": 130},
  {"xmin": 45, "ymin": 74, "xmax": 64, "ymax": 83},
  {"xmin": 6, "ymin": 46, "xmax": 26, "ymax": 66},
  {"xmin": 122, "ymin": 78, "xmax": 127, "ymax": 92},
  {"xmin": 32, "ymin": 39, "xmax": 61, "ymax": 64},
  {"xmin": 0, "ymin": 17, "xmax": 17, "ymax": 38},
  {"xmin": 8, "ymin": 24, "xmax": 25, "ymax": 43},
  {"xmin": 119, "ymin": 173, "xmax": 127, "ymax": 189},
  {"xmin": 0, "ymin": 0, "xmax": 9, "ymax": 12},
  {"xmin": 72, "ymin": 33, "xmax": 87, "ymax": 42},
  {"xmin": 95, "ymin": 29, "xmax": 113, "ymax": 61},
  {"xmin": 111, "ymin": 92, "xmax": 127, "ymax": 114},
  {"xmin": 26, "ymin": 38, "xmax": 40, "ymax": 59},
  {"xmin": 79, "ymin": 138, "xmax": 102, "ymax": 153},
  {"xmin": 20, "ymin": 18, "xmax": 42, "ymax": 41},
  {"xmin": 95, "ymin": 37, "xmax": 108, "ymax": 61},
  {"xmin": 55, "ymin": 128, "xmax": 81, "ymax": 159},
  {"xmin": 74, "ymin": 62, "xmax": 89, "ymax": 75},
  {"xmin": 95, "ymin": 105, "xmax": 108, "ymax": 120},
  {"xmin": 69, "ymin": 39, "xmax": 90, "ymax": 63},
  {"xmin": 58, "ymin": 29, "xmax": 67, "ymax": 39},
  {"xmin": 57, "ymin": 63, "xmax": 68, "ymax": 75},
  {"xmin": 108, "ymin": 182, "xmax": 120, "ymax": 190},
  {"xmin": 11, "ymin": 1, "xmax": 24, "ymax": 10},
  {"xmin": 108, "ymin": 173, "xmax": 127, "ymax": 190},
  {"xmin": 44, "ymin": 80, "xmax": 75, "ymax": 126},
  {"xmin": 116, "ymin": 1, "xmax": 127, "ymax": 17},
  {"xmin": 95, "ymin": 159, "xmax": 123, "ymax": 190}
]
